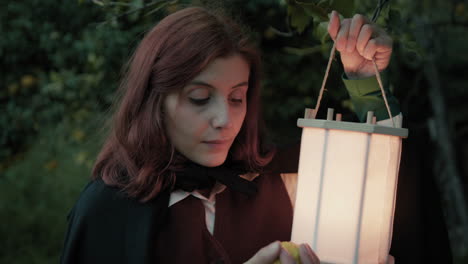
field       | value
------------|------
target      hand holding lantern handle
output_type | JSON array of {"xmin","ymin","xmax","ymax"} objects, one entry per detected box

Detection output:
[{"xmin": 327, "ymin": 10, "xmax": 393, "ymax": 79}]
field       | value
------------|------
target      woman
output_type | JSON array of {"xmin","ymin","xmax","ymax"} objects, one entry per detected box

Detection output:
[{"xmin": 60, "ymin": 6, "xmax": 396, "ymax": 264}]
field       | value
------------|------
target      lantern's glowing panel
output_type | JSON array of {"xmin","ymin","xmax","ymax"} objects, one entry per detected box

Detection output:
[{"xmin": 291, "ymin": 118, "xmax": 407, "ymax": 264}]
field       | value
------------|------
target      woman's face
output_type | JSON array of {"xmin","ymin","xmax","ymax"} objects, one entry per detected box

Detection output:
[{"xmin": 164, "ymin": 54, "xmax": 249, "ymax": 167}]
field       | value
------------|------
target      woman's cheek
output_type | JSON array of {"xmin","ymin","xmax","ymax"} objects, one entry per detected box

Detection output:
[{"xmin": 232, "ymin": 107, "xmax": 247, "ymax": 135}]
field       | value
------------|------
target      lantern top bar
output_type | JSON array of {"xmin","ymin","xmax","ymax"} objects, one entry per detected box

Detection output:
[{"xmin": 297, "ymin": 118, "xmax": 409, "ymax": 138}]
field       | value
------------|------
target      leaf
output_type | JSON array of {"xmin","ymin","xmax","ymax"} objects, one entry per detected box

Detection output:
[
  {"xmin": 266, "ymin": 26, "xmax": 293, "ymax": 37},
  {"xmin": 144, "ymin": 0, "xmax": 176, "ymax": 18},
  {"xmin": 44, "ymin": 160, "xmax": 58, "ymax": 170},
  {"xmin": 295, "ymin": 0, "xmax": 329, "ymax": 22},
  {"xmin": 313, "ymin": 21, "xmax": 330, "ymax": 43},
  {"xmin": 328, "ymin": 0, "xmax": 355, "ymax": 18},
  {"xmin": 91, "ymin": 0, "xmax": 105, "ymax": 6},
  {"xmin": 387, "ymin": 9, "xmax": 403, "ymax": 34},
  {"xmin": 128, "ymin": 0, "xmax": 144, "ymax": 22},
  {"xmin": 74, "ymin": 151, "xmax": 88, "ymax": 164},
  {"xmin": 318, "ymin": 0, "xmax": 329, "ymax": 6},
  {"xmin": 8, "ymin": 83, "xmax": 20, "ymax": 95},
  {"xmin": 399, "ymin": 40, "xmax": 423, "ymax": 69},
  {"xmin": 20, "ymin": 75, "xmax": 38, "ymax": 88},
  {"xmin": 288, "ymin": 4, "xmax": 312, "ymax": 33},
  {"xmin": 283, "ymin": 45, "xmax": 322, "ymax": 56}
]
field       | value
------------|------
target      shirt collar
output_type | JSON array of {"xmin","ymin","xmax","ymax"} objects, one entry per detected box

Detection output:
[
  {"xmin": 168, "ymin": 181, "xmax": 227, "ymax": 207},
  {"xmin": 168, "ymin": 172, "xmax": 260, "ymax": 207}
]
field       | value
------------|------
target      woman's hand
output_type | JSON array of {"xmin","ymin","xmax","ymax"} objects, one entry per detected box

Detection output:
[
  {"xmin": 244, "ymin": 241, "xmax": 320, "ymax": 264},
  {"xmin": 327, "ymin": 10, "xmax": 393, "ymax": 79}
]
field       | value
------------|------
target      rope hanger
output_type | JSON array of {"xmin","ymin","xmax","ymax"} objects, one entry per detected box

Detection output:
[{"xmin": 313, "ymin": 42, "xmax": 396, "ymax": 128}]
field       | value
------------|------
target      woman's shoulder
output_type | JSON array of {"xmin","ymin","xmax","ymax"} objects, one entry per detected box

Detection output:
[
  {"xmin": 70, "ymin": 178, "xmax": 133, "ymax": 221},
  {"xmin": 61, "ymin": 179, "xmax": 145, "ymax": 263}
]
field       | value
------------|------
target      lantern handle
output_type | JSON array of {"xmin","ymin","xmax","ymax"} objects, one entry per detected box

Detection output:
[{"xmin": 313, "ymin": 42, "xmax": 396, "ymax": 127}]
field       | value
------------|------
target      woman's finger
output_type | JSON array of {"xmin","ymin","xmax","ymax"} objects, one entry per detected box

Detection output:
[
  {"xmin": 347, "ymin": 14, "xmax": 369, "ymax": 53},
  {"xmin": 356, "ymin": 23, "xmax": 373, "ymax": 54},
  {"xmin": 375, "ymin": 30, "xmax": 393, "ymax": 52},
  {"xmin": 279, "ymin": 247, "xmax": 296, "ymax": 264},
  {"xmin": 362, "ymin": 38, "xmax": 378, "ymax": 60},
  {"xmin": 299, "ymin": 244, "xmax": 320, "ymax": 264},
  {"xmin": 299, "ymin": 245, "xmax": 313, "ymax": 264},
  {"xmin": 362, "ymin": 35, "xmax": 393, "ymax": 61},
  {"xmin": 335, "ymin": 18, "xmax": 351, "ymax": 52},
  {"xmin": 306, "ymin": 244, "xmax": 320, "ymax": 264},
  {"xmin": 327, "ymin": 10, "xmax": 340, "ymax": 41},
  {"xmin": 244, "ymin": 241, "xmax": 281, "ymax": 264}
]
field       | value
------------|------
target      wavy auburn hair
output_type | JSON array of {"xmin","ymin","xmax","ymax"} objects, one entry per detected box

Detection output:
[{"xmin": 92, "ymin": 7, "xmax": 273, "ymax": 202}]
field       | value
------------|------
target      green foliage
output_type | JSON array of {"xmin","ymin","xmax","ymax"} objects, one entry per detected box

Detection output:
[
  {"xmin": 0, "ymin": 0, "xmax": 148, "ymax": 171},
  {"xmin": 286, "ymin": 0, "xmax": 355, "ymax": 35},
  {"xmin": 287, "ymin": 3, "xmax": 312, "ymax": 33},
  {"xmin": 295, "ymin": 1, "xmax": 329, "ymax": 21},
  {"xmin": 0, "ymin": 120, "xmax": 102, "ymax": 263}
]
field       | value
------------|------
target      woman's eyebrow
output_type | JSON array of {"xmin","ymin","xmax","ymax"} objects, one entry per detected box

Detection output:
[
  {"xmin": 231, "ymin": 81, "xmax": 248, "ymax": 88},
  {"xmin": 189, "ymin": 80, "xmax": 248, "ymax": 89}
]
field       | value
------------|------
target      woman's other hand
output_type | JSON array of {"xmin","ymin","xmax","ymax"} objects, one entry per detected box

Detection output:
[
  {"xmin": 244, "ymin": 241, "xmax": 320, "ymax": 264},
  {"xmin": 328, "ymin": 10, "xmax": 393, "ymax": 79}
]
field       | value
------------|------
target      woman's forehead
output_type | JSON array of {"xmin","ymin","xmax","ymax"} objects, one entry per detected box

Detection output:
[{"xmin": 191, "ymin": 55, "xmax": 250, "ymax": 87}]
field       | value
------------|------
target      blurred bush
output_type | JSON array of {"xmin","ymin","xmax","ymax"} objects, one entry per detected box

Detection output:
[
  {"xmin": 0, "ymin": 0, "xmax": 149, "ymax": 170},
  {"xmin": 0, "ymin": 0, "xmax": 150, "ymax": 262}
]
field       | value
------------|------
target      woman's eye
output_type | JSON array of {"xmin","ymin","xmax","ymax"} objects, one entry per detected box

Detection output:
[
  {"xmin": 230, "ymin": 98, "xmax": 243, "ymax": 103},
  {"xmin": 230, "ymin": 90, "xmax": 245, "ymax": 104},
  {"xmin": 189, "ymin": 97, "xmax": 210, "ymax": 106}
]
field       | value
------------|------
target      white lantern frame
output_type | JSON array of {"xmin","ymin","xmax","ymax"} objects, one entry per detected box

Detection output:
[{"xmin": 291, "ymin": 111, "xmax": 407, "ymax": 264}]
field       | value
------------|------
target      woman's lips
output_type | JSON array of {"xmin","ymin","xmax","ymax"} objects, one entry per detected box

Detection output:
[
  {"xmin": 203, "ymin": 139, "xmax": 230, "ymax": 144},
  {"xmin": 202, "ymin": 139, "xmax": 231, "ymax": 151}
]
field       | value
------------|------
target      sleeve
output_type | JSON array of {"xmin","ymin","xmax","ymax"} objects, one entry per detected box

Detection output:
[{"xmin": 342, "ymin": 73, "xmax": 401, "ymax": 123}]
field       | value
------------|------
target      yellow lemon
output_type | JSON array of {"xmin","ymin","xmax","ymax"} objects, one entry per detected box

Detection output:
[{"xmin": 273, "ymin": 241, "xmax": 301, "ymax": 264}]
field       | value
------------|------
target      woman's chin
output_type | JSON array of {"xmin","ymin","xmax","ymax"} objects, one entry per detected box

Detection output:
[{"xmin": 193, "ymin": 153, "xmax": 227, "ymax": 167}]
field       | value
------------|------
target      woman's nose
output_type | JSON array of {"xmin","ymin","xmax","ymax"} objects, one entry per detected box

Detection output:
[{"xmin": 211, "ymin": 98, "xmax": 232, "ymax": 129}]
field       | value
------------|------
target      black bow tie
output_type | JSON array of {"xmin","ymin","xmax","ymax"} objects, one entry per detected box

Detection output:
[{"xmin": 174, "ymin": 161, "xmax": 257, "ymax": 197}]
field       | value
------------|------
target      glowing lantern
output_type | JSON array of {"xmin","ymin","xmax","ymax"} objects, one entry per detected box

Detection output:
[{"xmin": 291, "ymin": 108, "xmax": 408, "ymax": 264}]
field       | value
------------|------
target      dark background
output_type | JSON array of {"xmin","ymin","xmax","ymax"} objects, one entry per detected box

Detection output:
[{"xmin": 1, "ymin": 0, "xmax": 467, "ymax": 263}]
